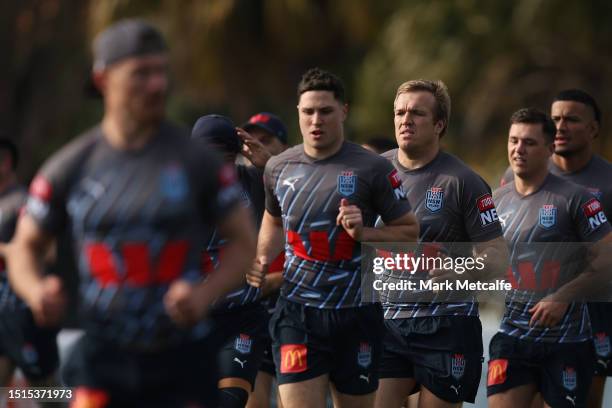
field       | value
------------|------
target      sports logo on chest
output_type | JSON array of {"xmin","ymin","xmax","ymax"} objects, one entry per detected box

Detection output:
[
  {"xmin": 160, "ymin": 163, "xmax": 189, "ymax": 203},
  {"xmin": 425, "ymin": 187, "xmax": 444, "ymax": 212},
  {"xmin": 538, "ymin": 204, "xmax": 557, "ymax": 229},
  {"xmin": 337, "ymin": 170, "xmax": 357, "ymax": 197}
]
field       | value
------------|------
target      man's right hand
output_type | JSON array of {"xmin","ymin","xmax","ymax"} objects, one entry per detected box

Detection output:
[
  {"xmin": 29, "ymin": 275, "xmax": 67, "ymax": 327},
  {"xmin": 246, "ymin": 256, "xmax": 269, "ymax": 288}
]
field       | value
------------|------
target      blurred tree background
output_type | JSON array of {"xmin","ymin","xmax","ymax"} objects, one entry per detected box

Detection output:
[{"xmin": 3, "ymin": 0, "xmax": 612, "ymax": 186}]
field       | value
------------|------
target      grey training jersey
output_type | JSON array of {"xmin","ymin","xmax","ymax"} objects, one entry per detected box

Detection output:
[
  {"xmin": 381, "ymin": 150, "xmax": 503, "ymax": 318},
  {"xmin": 264, "ymin": 141, "xmax": 411, "ymax": 309},
  {"xmin": 494, "ymin": 174, "xmax": 611, "ymax": 343},
  {"xmin": 0, "ymin": 184, "xmax": 27, "ymax": 312},
  {"xmin": 24, "ymin": 122, "xmax": 242, "ymax": 350}
]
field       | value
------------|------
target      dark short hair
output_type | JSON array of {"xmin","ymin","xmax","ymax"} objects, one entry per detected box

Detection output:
[
  {"xmin": 553, "ymin": 89, "xmax": 601, "ymax": 125},
  {"xmin": 297, "ymin": 68, "xmax": 346, "ymax": 103},
  {"xmin": 0, "ymin": 137, "xmax": 18, "ymax": 170},
  {"xmin": 510, "ymin": 108, "xmax": 556, "ymax": 144}
]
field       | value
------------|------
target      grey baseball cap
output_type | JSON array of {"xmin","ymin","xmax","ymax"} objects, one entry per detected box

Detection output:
[{"xmin": 92, "ymin": 19, "xmax": 167, "ymax": 70}]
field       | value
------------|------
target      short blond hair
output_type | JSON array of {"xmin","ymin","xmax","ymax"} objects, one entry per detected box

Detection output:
[{"xmin": 394, "ymin": 80, "xmax": 451, "ymax": 136}]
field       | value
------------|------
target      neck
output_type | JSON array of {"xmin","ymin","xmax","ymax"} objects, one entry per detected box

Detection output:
[
  {"xmin": 551, "ymin": 148, "xmax": 593, "ymax": 173},
  {"xmin": 397, "ymin": 145, "xmax": 439, "ymax": 170},
  {"xmin": 101, "ymin": 112, "xmax": 159, "ymax": 151},
  {"xmin": 304, "ymin": 137, "xmax": 344, "ymax": 160},
  {"xmin": 514, "ymin": 170, "xmax": 548, "ymax": 196}
]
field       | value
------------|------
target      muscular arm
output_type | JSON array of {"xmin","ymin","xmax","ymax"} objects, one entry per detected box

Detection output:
[
  {"xmin": 472, "ymin": 236, "xmax": 510, "ymax": 281},
  {"xmin": 6, "ymin": 215, "xmax": 65, "ymax": 326},
  {"xmin": 247, "ymin": 210, "xmax": 285, "ymax": 288},
  {"xmin": 530, "ymin": 232, "xmax": 612, "ymax": 327},
  {"xmin": 199, "ymin": 205, "xmax": 257, "ymax": 300},
  {"xmin": 361, "ymin": 212, "xmax": 419, "ymax": 243},
  {"xmin": 165, "ymin": 205, "xmax": 257, "ymax": 326}
]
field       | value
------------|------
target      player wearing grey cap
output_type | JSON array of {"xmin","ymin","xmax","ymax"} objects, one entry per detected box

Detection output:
[{"xmin": 6, "ymin": 19, "xmax": 256, "ymax": 407}]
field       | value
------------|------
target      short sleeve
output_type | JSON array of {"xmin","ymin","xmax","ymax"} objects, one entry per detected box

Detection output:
[
  {"xmin": 460, "ymin": 173, "xmax": 504, "ymax": 242},
  {"xmin": 263, "ymin": 159, "xmax": 282, "ymax": 217},
  {"xmin": 571, "ymin": 192, "xmax": 611, "ymax": 242},
  {"xmin": 370, "ymin": 159, "xmax": 412, "ymax": 224}
]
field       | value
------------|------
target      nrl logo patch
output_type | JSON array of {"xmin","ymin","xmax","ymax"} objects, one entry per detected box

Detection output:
[
  {"xmin": 595, "ymin": 332, "xmax": 611, "ymax": 357},
  {"xmin": 234, "ymin": 333, "xmax": 253, "ymax": 355},
  {"xmin": 357, "ymin": 342, "xmax": 372, "ymax": 368},
  {"xmin": 562, "ymin": 367, "xmax": 577, "ymax": 391},
  {"xmin": 538, "ymin": 204, "xmax": 557, "ymax": 229},
  {"xmin": 451, "ymin": 353, "xmax": 466, "ymax": 380},
  {"xmin": 425, "ymin": 187, "xmax": 444, "ymax": 212},
  {"xmin": 338, "ymin": 171, "xmax": 357, "ymax": 197}
]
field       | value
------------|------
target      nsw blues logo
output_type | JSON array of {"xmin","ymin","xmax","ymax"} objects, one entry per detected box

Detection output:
[
  {"xmin": 539, "ymin": 204, "xmax": 557, "ymax": 229},
  {"xmin": 357, "ymin": 342, "xmax": 372, "ymax": 368},
  {"xmin": 235, "ymin": 334, "xmax": 253, "ymax": 355},
  {"xmin": 451, "ymin": 353, "xmax": 466, "ymax": 380},
  {"xmin": 338, "ymin": 171, "xmax": 357, "ymax": 197},
  {"xmin": 595, "ymin": 333, "xmax": 611, "ymax": 357},
  {"xmin": 160, "ymin": 163, "xmax": 189, "ymax": 202},
  {"xmin": 425, "ymin": 187, "xmax": 444, "ymax": 212},
  {"xmin": 562, "ymin": 367, "xmax": 577, "ymax": 391}
]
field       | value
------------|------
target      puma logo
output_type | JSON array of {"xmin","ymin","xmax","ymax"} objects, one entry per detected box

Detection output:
[
  {"xmin": 598, "ymin": 359, "xmax": 608, "ymax": 369},
  {"xmin": 233, "ymin": 357, "xmax": 247, "ymax": 369},
  {"xmin": 359, "ymin": 374, "xmax": 370, "ymax": 384},
  {"xmin": 450, "ymin": 385, "xmax": 461, "ymax": 396},
  {"xmin": 282, "ymin": 177, "xmax": 302, "ymax": 192},
  {"xmin": 565, "ymin": 395, "xmax": 576, "ymax": 406}
]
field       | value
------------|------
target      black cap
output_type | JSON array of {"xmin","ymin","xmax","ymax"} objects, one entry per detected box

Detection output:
[
  {"xmin": 192, "ymin": 115, "xmax": 242, "ymax": 154},
  {"xmin": 93, "ymin": 19, "xmax": 167, "ymax": 70}
]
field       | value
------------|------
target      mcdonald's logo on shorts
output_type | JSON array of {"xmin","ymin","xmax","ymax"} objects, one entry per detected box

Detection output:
[
  {"xmin": 280, "ymin": 344, "xmax": 308, "ymax": 374},
  {"xmin": 487, "ymin": 359, "xmax": 508, "ymax": 386}
]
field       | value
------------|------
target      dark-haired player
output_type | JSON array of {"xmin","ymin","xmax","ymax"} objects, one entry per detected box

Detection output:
[
  {"xmin": 499, "ymin": 90, "xmax": 612, "ymax": 408},
  {"xmin": 6, "ymin": 19, "xmax": 256, "ymax": 407},
  {"xmin": 248, "ymin": 67, "xmax": 419, "ymax": 408},
  {"xmin": 488, "ymin": 107, "xmax": 611, "ymax": 408}
]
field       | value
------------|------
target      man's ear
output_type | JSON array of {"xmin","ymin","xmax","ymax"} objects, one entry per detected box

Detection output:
[
  {"xmin": 434, "ymin": 120, "xmax": 445, "ymax": 137},
  {"xmin": 342, "ymin": 103, "xmax": 349, "ymax": 121}
]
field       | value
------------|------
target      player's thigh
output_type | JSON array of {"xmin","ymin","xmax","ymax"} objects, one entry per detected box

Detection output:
[
  {"xmin": 418, "ymin": 386, "xmax": 463, "ymax": 408},
  {"xmin": 587, "ymin": 376, "xmax": 606, "ymax": 408},
  {"xmin": 0, "ymin": 356, "xmax": 15, "ymax": 386},
  {"xmin": 330, "ymin": 382, "xmax": 375, "ymax": 408},
  {"xmin": 246, "ymin": 371, "xmax": 273, "ymax": 408},
  {"xmin": 277, "ymin": 374, "xmax": 328, "ymax": 408},
  {"xmin": 488, "ymin": 383, "xmax": 538, "ymax": 408},
  {"xmin": 375, "ymin": 377, "xmax": 416, "ymax": 408}
]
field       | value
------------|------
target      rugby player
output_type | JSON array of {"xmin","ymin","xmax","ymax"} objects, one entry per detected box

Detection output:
[
  {"xmin": 499, "ymin": 90, "xmax": 612, "ymax": 408},
  {"xmin": 6, "ymin": 19, "xmax": 256, "ymax": 407},
  {"xmin": 248, "ymin": 67, "xmax": 419, "ymax": 408},
  {"xmin": 192, "ymin": 114, "xmax": 274, "ymax": 408},
  {"xmin": 488, "ymin": 107, "xmax": 612, "ymax": 408},
  {"xmin": 375, "ymin": 80, "xmax": 508, "ymax": 408},
  {"xmin": 240, "ymin": 112, "xmax": 289, "ymax": 408},
  {"xmin": 0, "ymin": 139, "xmax": 60, "ymax": 403}
]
